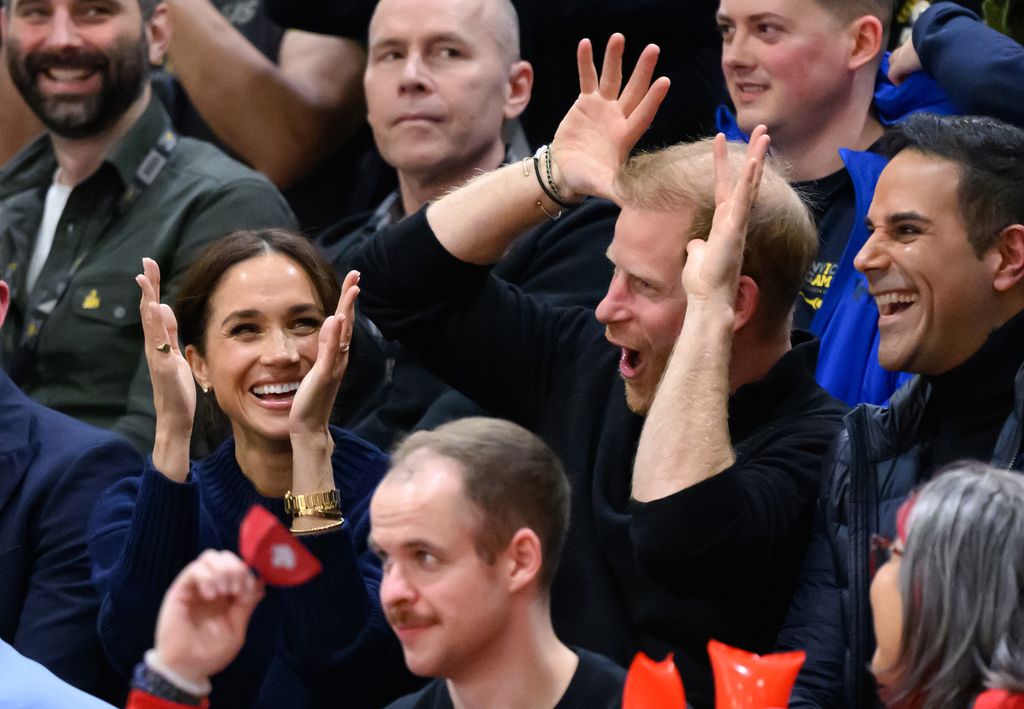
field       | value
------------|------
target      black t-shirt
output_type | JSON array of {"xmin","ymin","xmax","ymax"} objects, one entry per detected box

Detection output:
[
  {"xmin": 791, "ymin": 167, "xmax": 857, "ymax": 330},
  {"xmin": 385, "ymin": 649, "xmax": 626, "ymax": 709}
]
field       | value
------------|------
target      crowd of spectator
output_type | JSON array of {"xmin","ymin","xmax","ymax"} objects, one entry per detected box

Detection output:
[{"xmin": 1, "ymin": 0, "xmax": 1023, "ymax": 707}]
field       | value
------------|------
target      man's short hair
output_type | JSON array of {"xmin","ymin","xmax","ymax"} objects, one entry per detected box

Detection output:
[
  {"xmin": 487, "ymin": 0, "xmax": 521, "ymax": 65},
  {"xmin": 880, "ymin": 114, "xmax": 1024, "ymax": 257},
  {"xmin": 815, "ymin": 0, "xmax": 892, "ymax": 27},
  {"xmin": 814, "ymin": 0, "xmax": 892, "ymax": 46},
  {"xmin": 616, "ymin": 139, "xmax": 817, "ymax": 335},
  {"xmin": 390, "ymin": 417, "xmax": 570, "ymax": 589},
  {"xmin": 138, "ymin": 0, "xmax": 160, "ymax": 20}
]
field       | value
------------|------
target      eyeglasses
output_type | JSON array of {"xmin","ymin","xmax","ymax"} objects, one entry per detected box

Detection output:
[{"xmin": 869, "ymin": 533, "xmax": 904, "ymax": 579}]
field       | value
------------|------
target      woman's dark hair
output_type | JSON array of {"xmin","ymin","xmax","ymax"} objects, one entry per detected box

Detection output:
[
  {"xmin": 174, "ymin": 228, "xmax": 340, "ymax": 453},
  {"xmin": 881, "ymin": 462, "xmax": 1024, "ymax": 709},
  {"xmin": 175, "ymin": 228, "xmax": 340, "ymax": 354}
]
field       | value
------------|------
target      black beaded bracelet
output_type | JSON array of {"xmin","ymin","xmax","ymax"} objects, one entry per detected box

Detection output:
[
  {"xmin": 533, "ymin": 155, "xmax": 578, "ymax": 210},
  {"xmin": 132, "ymin": 660, "xmax": 206, "ymax": 706}
]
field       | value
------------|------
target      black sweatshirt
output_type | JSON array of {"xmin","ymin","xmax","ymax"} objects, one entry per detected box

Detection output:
[{"xmin": 355, "ymin": 208, "xmax": 847, "ymax": 708}]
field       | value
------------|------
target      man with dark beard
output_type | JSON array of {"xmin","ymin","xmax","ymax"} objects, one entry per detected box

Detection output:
[{"xmin": 0, "ymin": 0, "xmax": 295, "ymax": 452}]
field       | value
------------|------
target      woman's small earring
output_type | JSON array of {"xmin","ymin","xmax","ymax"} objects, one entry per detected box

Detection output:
[{"xmin": 201, "ymin": 385, "xmax": 210, "ymax": 394}]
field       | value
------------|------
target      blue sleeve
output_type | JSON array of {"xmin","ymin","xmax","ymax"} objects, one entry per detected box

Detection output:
[
  {"xmin": 0, "ymin": 639, "xmax": 116, "ymax": 709},
  {"xmin": 14, "ymin": 435, "xmax": 143, "ymax": 701},
  {"xmin": 914, "ymin": 2, "xmax": 1024, "ymax": 126},
  {"xmin": 278, "ymin": 430, "xmax": 421, "ymax": 705},
  {"xmin": 89, "ymin": 461, "xmax": 201, "ymax": 678}
]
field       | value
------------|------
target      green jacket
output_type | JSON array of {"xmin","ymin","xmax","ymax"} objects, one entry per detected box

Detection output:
[{"xmin": 0, "ymin": 97, "xmax": 296, "ymax": 452}]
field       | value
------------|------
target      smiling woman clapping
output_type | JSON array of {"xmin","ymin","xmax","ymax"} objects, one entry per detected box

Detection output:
[{"xmin": 88, "ymin": 230, "xmax": 415, "ymax": 709}]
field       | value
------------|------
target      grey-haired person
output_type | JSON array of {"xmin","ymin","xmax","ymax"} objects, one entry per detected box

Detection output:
[{"xmin": 870, "ymin": 462, "xmax": 1024, "ymax": 709}]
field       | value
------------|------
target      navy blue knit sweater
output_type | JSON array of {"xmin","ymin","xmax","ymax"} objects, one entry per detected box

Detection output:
[{"xmin": 88, "ymin": 428, "xmax": 418, "ymax": 709}]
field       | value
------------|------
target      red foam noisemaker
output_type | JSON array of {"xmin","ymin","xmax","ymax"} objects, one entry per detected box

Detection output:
[
  {"xmin": 708, "ymin": 639, "xmax": 805, "ymax": 709},
  {"xmin": 239, "ymin": 505, "xmax": 322, "ymax": 587},
  {"xmin": 623, "ymin": 652, "xmax": 687, "ymax": 709}
]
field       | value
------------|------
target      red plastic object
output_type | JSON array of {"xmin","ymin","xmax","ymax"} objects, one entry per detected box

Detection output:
[
  {"xmin": 708, "ymin": 639, "xmax": 806, "ymax": 709},
  {"xmin": 126, "ymin": 689, "xmax": 210, "ymax": 709},
  {"xmin": 623, "ymin": 652, "xmax": 687, "ymax": 709},
  {"xmin": 974, "ymin": 690, "xmax": 1024, "ymax": 709},
  {"xmin": 238, "ymin": 505, "xmax": 322, "ymax": 587}
]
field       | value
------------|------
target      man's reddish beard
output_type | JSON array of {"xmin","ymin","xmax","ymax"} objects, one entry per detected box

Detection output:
[{"xmin": 622, "ymin": 348, "xmax": 672, "ymax": 416}]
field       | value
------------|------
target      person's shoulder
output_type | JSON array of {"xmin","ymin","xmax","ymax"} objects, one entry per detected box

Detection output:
[
  {"xmin": 384, "ymin": 679, "xmax": 451, "ymax": 709},
  {"xmin": 574, "ymin": 647, "xmax": 626, "ymax": 682},
  {"xmin": 330, "ymin": 425, "xmax": 388, "ymax": 461},
  {"xmin": 0, "ymin": 134, "xmax": 55, "ymax": 200},
  {"xmin": 21, "ymin": 394, "xmax": 140, "ymax": 465},
  {"xmin": 558, "ymin": 648, "xmax": 625, "ymax": 709},
  {"xmin": 166, "ymin": 135, "xmax": 284, "ymax": 195},
  {"xmin": 329, "ymin": 425, "xmax": 390, "ymax": 495}
]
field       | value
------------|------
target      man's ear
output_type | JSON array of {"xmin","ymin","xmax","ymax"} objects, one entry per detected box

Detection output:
[
  {"xmin": 992, "ymin": 224, "xmax": 1024, "ymax": 293},
  {"xmin": 847, "ymin": 15, "xmax": 884, "ymax": 72},
  {"xmin": 184, "ymin": 344, "xmax": 210, "ymax": 391},
  {"xmin": 733, "ymin": 275, "xmax": 760, "ymax": 333},
  {"xmin": 145, "ymin": 3, "xmax": 172, "ymax": 66},
  {"xmin": 0, "ymin": 280, "xmax": 9, "ymax": 330},
  {"xmin": 503, "ymin": 60, "xmax": 533, "ymax": 121},
  {"xmin": 503, "ymin": 527, "xmax": 542, "ymax": 594}
]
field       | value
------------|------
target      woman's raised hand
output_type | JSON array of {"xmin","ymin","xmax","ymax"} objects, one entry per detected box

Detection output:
[
  {"xmin": 287, "ymin": 271, "xmax": 359, "ymax": 500},
  {"xmin": 288, "ymin": 270, "xmax": 359, "ymax": 440},
  {"xmin": 137, "ymin": 257, "xmax": 194, "ymax": 482}
]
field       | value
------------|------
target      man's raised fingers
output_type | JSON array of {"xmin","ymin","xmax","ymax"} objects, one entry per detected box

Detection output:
[
  {"xmin": 623, "ymin": 76, "xmax": 670, "ymax": 150},
  {"xmin": 619, "ymin": 43, "xmax": 661, "ymax": 114},
  {"xmin": 713, "ymin": 133, "xmax": 733, "ymax": 206},
  {"xmin": 577, "ymin": 39, "xmax": 598, "ymax": 94},
  {"xmin": 729, "ymin": 135, "xmax": 770, "ymax": 227},
  {"xmin": 745, "ymin": 133, "xmax": 771, "ymax": 207},
  {"xmin": 598, "ymin": 33, "xmax": 625, "ymax": 99}
]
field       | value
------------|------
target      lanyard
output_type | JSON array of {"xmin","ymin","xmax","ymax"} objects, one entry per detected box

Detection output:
[{"xmin": 7, "ymin": 127, "xmax": 178, "ymax": 379}]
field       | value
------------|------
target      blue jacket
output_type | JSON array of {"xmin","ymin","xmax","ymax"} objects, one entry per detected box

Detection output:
[
  {"xmin": 717, "ymin": 56, "xmax": 955, "ymax": 406},
  {"xmin": 0, "ymin": 370, "xmax": 143, "ymax": 702},
  {"xmin": 913, "ymin": 2, "xmax": 1024, "ymax": 126}
]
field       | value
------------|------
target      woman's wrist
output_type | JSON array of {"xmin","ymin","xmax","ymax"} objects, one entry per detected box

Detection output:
[
  {"xmin": 152, "ymin": 429, "xmax": 192, "ymax": 483},
  {"xmin": 289, "ymin": 429, "xmax": 334, "ymax": 493}
]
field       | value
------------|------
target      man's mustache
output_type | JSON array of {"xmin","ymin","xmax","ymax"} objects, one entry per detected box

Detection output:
[
  {"xmin": 23, "ymin": 49, "xmax": 107, "ymax": 74},
  {"xmin": 385, "ymin": 606, "xmax": 439, "ymax": 630}
]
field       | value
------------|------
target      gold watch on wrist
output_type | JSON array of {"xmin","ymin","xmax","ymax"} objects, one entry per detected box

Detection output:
[{"xmin": 283, "ymin": 488, "xmax": 343, "ymax": 519}]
